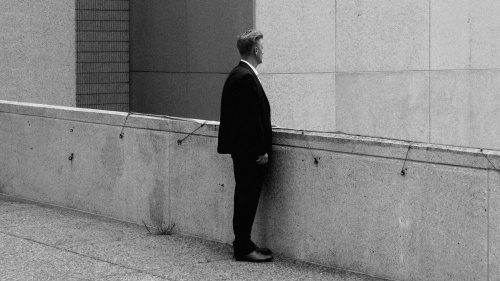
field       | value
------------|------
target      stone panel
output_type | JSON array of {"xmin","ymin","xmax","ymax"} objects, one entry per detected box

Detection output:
[
  {"xmin": 430, "ymin": 70, "xmax": 500, "ymax": 149},
  {"xmin": 260, "ymin": 73, "xmax": 336, "ymax": 132},
  {"xmin": 77, "ymin": 21, "xmax": 129, "ymax": 32},
  {"xmin": 76, "ymin": 0, "xmax": 129, "ymax": 11},
  {"xmin": 336, "ymin": 0, "xmax": 429, "ymax": 72},
  {"xmin": 77, "ymin": 52, "xmax": 129, "ymax": 63},
  {"xmin": 130, "ymin": 72, "xmax": 187, "ymax": 117},
  {"xmin": 336, "ymin": 72, "xmax": 429, "ymax": 142},
  {"xmin": 77, "ymin": 42, "xmax": 129, "ymax": 52},
  {"xmin": 186, "ymin": 73, "xmax": 227, "ymax": 121},
  {"xmin": 77, "ymin": 73, "xmax": 129, "ymax": 84},
  {"xmin": 430, "ymin": 0, "xmax": 471, "ymax": 70},
  {"xmin": 130, "ymin": 0, "xmax": 187, "ymax": 72},
  {"xmin": 77, "ymin": 31, "xmax": 129, "ymax": 42},
  {"xmin": 0, "ymin": 1, "xmax": 75, "ymax": 106},
  {"xmin": 305, "ymin": 151, "xmax": 488, "ymax": 280},
  {"xmin": 471, "ymin": 1, "xmax": 500, "ymax": 69},
  {"xmin": 431, "ymin": 0, "xmax": 500, "ymax": 70},
  {"xmin": 76, "ymin": 10, "xmax": 128, "ymax": 21},
  {"xmin": 186, "ymin": 0, "xmax": 253, "ymax": 73},
  {"xmin": 255, "ymin": 0, "xmax": 335, "ymax": 73}
]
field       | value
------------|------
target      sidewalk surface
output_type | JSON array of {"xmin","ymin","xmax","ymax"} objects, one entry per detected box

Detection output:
[{"xmin": 0, "ymin": 195, "xmax": 388, "ymax": 281}]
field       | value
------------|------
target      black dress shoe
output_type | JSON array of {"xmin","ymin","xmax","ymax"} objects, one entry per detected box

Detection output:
[
  {"xmin": 235, "ymin": 250, "xmax": 273, "ymax": 262},
  {"xmin": 256, "ymin": 247, "xmax": 272, "ymax": 256}
]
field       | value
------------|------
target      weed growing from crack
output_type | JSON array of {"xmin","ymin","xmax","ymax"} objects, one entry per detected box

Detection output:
[{"xmin": 142, "ymin": 220, "xmax": 175, "ymax": 235}]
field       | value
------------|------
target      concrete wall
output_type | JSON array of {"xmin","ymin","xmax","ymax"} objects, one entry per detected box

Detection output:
[
  {"xmin": 0, "ymin": 1, "xmax": 76, "ymax": 106},
  {"xmin": 255, "ymin": 0, "xmax": 500, "ymax": 150},
  {"xmin": 1, "ymin": 99, "xmax": 500, "ymax": 280},
  {"xmin": 129, "ymin": 0, "xmax": 253, "ymax": 121}
]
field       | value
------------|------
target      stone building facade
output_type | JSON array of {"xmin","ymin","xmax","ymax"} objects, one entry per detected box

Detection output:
[{"xmin": 1, "ymin": 0, "xmax": 500, "ymax": 150}]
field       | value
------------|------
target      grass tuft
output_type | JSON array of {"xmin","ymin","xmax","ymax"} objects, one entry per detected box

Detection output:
[{"xmin": 142, "ymin": 220, "xmax": 175, "ymax": 235}]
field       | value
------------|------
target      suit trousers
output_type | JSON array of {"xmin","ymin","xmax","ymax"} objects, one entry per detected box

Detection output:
[{"xmin": 231, "ymin": 154, "xmax": 267, "ymax": 257}]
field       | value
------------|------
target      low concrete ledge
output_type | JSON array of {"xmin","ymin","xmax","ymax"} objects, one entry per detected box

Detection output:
[
  {"xmin": 0, "ymin": 100, "xmax": 219, "ymax": 136},
  {"xmin": 1, "ymin": 100, "xmax": 499, "ymax": 281},
  {"xmin": 2, "ymin": 100, "xmax": 498, "ymax": 169},
  {"xmin": 273, "ymin": 128, "xmax": 499, "ymax": 170}
]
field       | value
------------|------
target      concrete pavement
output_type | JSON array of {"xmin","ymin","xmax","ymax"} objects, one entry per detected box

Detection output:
[{"xmin": 0, "ymin": 194, "xmax": 389, "ymax": 281}]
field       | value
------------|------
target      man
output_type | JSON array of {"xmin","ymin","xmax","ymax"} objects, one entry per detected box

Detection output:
[{"xmin": 217, "ymin": 29, "xmax": 273, "ymax": 262}]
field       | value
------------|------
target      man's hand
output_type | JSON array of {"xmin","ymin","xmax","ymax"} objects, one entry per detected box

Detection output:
[{"xmin": 256, "ymin": 153, "xmax": 268, "ymax": 165}]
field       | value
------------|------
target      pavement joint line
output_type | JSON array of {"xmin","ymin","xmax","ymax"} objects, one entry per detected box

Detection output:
[
  {"xmin": 57, "ymin": 234, "xmax": 137, "ymax": 247},
  {"xmin": 0, "ymin": 229, "xmax": 173, "ymax": 281},
  {"xmin": 195, "ymin": 257, "xmax": 234, "ymax": 264},
  {"xmin": 162, "ymin": 257, "xmax": 234, "ymax": 269}
]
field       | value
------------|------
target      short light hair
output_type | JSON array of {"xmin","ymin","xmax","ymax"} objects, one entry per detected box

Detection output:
[{"xmin": 236, "ymin": 29, "xmax": 263, "ymax": 56}]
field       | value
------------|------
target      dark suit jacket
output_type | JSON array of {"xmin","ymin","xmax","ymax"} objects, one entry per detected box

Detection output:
[{"xmin": 217, "ymin": 61, "xmax": 272, "ymax": 157}]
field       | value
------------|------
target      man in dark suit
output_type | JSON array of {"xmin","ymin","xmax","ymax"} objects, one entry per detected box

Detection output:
[{"xmin": 217, "ymin": 29, "xmax": 273, "ymax": 262}]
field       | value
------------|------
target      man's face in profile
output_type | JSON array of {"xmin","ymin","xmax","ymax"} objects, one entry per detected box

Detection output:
[{"xmin": 256, "ymin": 39, "xmax": 264, "ymax": 65}]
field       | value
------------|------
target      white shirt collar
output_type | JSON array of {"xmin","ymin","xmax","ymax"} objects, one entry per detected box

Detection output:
[{"xmin": 240, "ymin": 60, "xmax": 259, "ymax": 76}]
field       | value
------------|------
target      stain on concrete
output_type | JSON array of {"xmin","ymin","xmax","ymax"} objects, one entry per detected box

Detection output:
[
  {"xmin": 0, "ymin": 163, "xmax": 12, "ymax": 194},
  {"xmin": 99, "ymin": 135, "xmax": 124, "ymax": 190},
  {"xmin": 138, "ymin": 144, "xmax": 151, "ymax": 166},
  {"xmin": 139, "ymin": 133, "xmax": 165, "ymax": 166},
  {"xmin": 148, "ymin": 179, "xmax": 166, "ymax": 226}
]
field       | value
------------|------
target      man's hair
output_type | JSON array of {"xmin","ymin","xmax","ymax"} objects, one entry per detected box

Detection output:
[{"xmin": 236, "ymin": 29, "xmax": 263, "ymax": 56}]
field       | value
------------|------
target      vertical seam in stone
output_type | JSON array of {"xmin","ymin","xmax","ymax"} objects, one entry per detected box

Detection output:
[
  {"xmin": 334, "ymin": 0, "xmax": 338, "ymax": 132},
  {"xmin": 168, "ymin": 131, "xmax": 173, "ymax": 230},
  {"xmin": 184, "ymin": 0, "xmax": 189, "ymax": 117},
  {"xmin": 334, "ymin": 0, "xmax": 337, "ymax": 74},
  {"xmin": 487, "ymin": 169, "xmax": 490, "ymax": 281},
  {"xmin": 428, "ymin": 0, "xmax": 431, "ymax": 71},
  {"xmin": 468, "ymin": 1, "xmax": 472, "ymax": 68},
  {"xmin": 428, "ymin": 0, "xmax": 432, "ymax": 144},
  {"xmin": 253, "ymin": 0, "xmax": 256, "ymax": 29},
  {"xmin": 185, "ymin": 0, "xmax": 188, "ymax": 73},
  {"xmin": 428, "ymin": 72, "xmax": 432, "ymax": 144}
]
